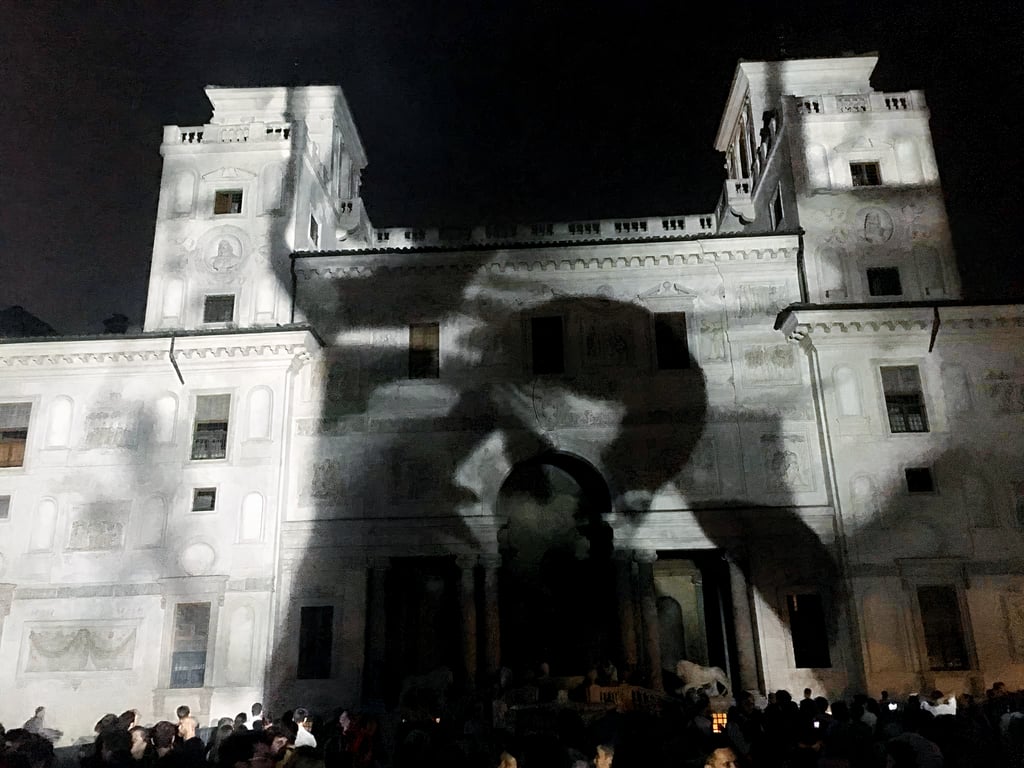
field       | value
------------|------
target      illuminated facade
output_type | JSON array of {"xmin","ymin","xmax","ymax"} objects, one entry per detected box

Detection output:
[{"xmin": 1, "ymin": 54, "xmax": 1022, "ymax": 739}]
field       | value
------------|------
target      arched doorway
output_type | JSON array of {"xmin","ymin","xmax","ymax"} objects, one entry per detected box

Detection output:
[{"xmin": 496, "ymin": 451, "xmax": 615, "ymax": 674}]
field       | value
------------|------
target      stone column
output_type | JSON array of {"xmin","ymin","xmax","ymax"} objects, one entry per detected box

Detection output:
[
  {"xmin": 363, "ymin": 557, "xmax": 389, "ymax": 703},
  {"xmin": 480, "ymin": 554, "xmax": 502, "ymax": 678},
  {"xmin": 635, "ymin": 550, "xmax": 663, "ymax": 692},
  {"xmin": 726, "ymin": 555, "xmax": 760, "ymax": 694},
  {"xmin": 613, "ymin": 551, "xmax": 638, "ymax": 672},
  {"xmin": 456, "ymin": 555, "xmax": 478, "ymax": 687}
]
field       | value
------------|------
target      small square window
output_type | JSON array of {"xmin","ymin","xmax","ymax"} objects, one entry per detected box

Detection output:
[
  {"xmin": 192, "ymin": 488, "xmax": 217, "ymax": 512},
  {"xmin": 0, "ymin": 495, "xmax": 10, "ymax": 520},
  {"xmin": 214, "ymin": 190, "xmax": 243, "ymax": 215},
  {"xmin": 850, "ymin": 162, "xmax": 881, "ymax": 187},
  {"xmin": 905, "ymin": 467, "xmax": 935, "ymax": 493},
  {"xmin": 867, "ymin": 267, "xmax": 902, "ymax": 296},
  {"xmin": 203, "ymin": 295, "xmax": 235, "ymax": 324},
  {"xmin": 531, "ymin": 316, "xmax": 565, "ymax": 375},
  {"xmin": 309, "ymin": 214, "xmax": 320, "ymax": 248},
  {"xmin": 409, "ymin": 323, "xmax": 440, "ymax": 379}
]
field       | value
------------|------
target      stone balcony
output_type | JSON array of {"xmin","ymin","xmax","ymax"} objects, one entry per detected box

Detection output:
[
  {"xmin": 723, "ymin": 178, "xmax": 755, "ymax": 221},
  {"xmin": 360, "ymin": 212, "xmax": 718, "ymax": 251},
  {"xmin": 794, "ymin": 90, "xmax": 926, "ymax": 117}
]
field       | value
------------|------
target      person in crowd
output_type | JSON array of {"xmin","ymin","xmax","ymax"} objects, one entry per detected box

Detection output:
[
  {"xmin": 291, "ymin": 711, "xmax": 315, "ymax": 750},
  {"xmin": 594, "ymin": 744, "xmax": 613, "ymax": 768},
  {"xmin": 128, "ymin": 727, "xmax": 150, "ymax": 764},
  {"xmin": 249, "ymin": 707, "xmax": 265, "ymax": 733}
]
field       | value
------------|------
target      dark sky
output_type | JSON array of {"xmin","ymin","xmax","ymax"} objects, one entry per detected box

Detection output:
[{"xmin": 1, "ymin": 1, "xmax": 1020, "ymax": 333}]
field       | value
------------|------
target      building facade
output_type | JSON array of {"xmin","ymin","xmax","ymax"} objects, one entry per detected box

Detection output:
[{"xmin": 1, "ymin": 54, "xmax": 1021, "ymax": 739}]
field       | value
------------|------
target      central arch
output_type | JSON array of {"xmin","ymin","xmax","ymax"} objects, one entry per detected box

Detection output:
[{"xmin": 496, "ymin": 451, "xmax": 615, "ymax": 675}]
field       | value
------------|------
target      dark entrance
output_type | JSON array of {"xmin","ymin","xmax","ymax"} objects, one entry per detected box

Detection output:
[{"xmin": 496, "ymin": 451, "xmax": 615, "ymax": 674}]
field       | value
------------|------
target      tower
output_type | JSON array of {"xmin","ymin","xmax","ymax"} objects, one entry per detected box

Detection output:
[
  {"xmin": 143, "ymin": 86, "xmax": 371, "ymax": 332},
  {"xmin": 714, "ymin": 55, "xmax": 961, "ymax": 304}
]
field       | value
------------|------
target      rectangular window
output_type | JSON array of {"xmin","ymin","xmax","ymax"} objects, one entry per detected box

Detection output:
[
  {"xmin": 905, "ymin": 467, "xmax": 935, "ymax": 493},
  {"xmin": 170, "ymin": 602, "xmax": 211, "ymax": 688},
  {"xmin": 408, "ymin": 323, "xmax": 440, "ymax": 379},
  {"xmin": 917, "ymin": 586, "xmax": 969, "ymax": 670},
  {"xmin": 297, "ymin": 606, "xmax": 333, "ymax": 679},
  {"xmin": 881, "ymin": 366, "xmax": 929, "ymax": 433},
  {"xmin": 850, "ymin": 162, "xmax": 882, "ymax": 187},
  {"xmin": 531, "ymin": 316, "xmax": 565, "ymax": 375},
  {"xmin": 769, "ymin": 185, "xmax": 784, "ymax": 231},
  {"xmin": 191, "ymin": 488, "xmax": 217, "ymax": 512},
  {"xmin": 0, "ymin": 495, "xmax": 9, "ymax": 520},
  {"xmin": 0, "ymin": 403, "xmax": 31, "ymax": 468},
  {"xmin": 867, "ymin": 267, "xmax": 903, "ymax": 296},
  {"xmin": 214, "ymin": 190, "xmax": 243, "ymax": 215},
  {"xmin": 309, "ymin": 214, "xmax": 320, "ymax": 248},
  {"xmin": 203, "ymin": 295, "xmax": 235, "ymax": 324},
  {"xmin": 787, "ymin": 593, "xmax": 832, "ymax": 668},
  {"xmin": 654, "ymin": 313, "xmax": 690, "ymax": 370},
  {"xmin": 191, "ymin": 394, "xmax": 230, "ymax": 460}
]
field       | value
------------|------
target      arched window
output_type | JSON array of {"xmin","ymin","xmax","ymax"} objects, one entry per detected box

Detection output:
[
  {"xmin": 246, "ymin": 387, "xmax": 273, "ymax": 441},
  {"xmin": 45, "ymin": 396, "xmax": 74, "ymax": 448},
  {"xmin": 239, "ymin": 492, "xmax": 264, "ymax": 542}
]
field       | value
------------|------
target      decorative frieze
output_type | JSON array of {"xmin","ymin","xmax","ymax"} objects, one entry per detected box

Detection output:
[{"xmin": 24, "ymin": 624, "xmax": 138, "ymax": 674}]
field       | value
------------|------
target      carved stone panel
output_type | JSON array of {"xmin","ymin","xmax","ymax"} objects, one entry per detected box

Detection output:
[
  {"xmin": 82, "ymin": 393, "xmax": 142, "ymax": 450},
  {"xmin": 760, "ymin": 433, "xmax": 813, "ymax": 492},
  {"xmin": 67, "ymin": 501, "xmax": 130, "ymax": 551},
  {"xmin": 736, "ymin": 284, "xmax": 790, "ymax": 320},
  {"xmin": 857, "ymin": 207, "xmax": 895, "ymax": 244},
  {"xmin": 981, "ymin": 370, "xmax": 1024, "ymax": 414},
  {"xmin": 1003, "ymin": 591, "xmax": 1024, "ymax": 662},
  {"xmin": 742, "ymin": 344, "xmax": 800, "ymax": 387},
  {"xmin": 24, "ymin": 624, "xmax": 137, "ymax": 673}
]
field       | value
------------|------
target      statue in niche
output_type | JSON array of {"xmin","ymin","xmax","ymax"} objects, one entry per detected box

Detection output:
[
  {"xmin": 862, "ymin": 208, "xmax": 894, "ymax": 244},
  {"xmin": 700, "ymin": 319, "xmax": 727, "ymax": 362}
]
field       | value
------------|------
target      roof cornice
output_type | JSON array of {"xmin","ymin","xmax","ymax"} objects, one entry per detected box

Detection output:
[{"xmin": 775, "ymin": 303, "xmax": 1024, "ymax": 341}]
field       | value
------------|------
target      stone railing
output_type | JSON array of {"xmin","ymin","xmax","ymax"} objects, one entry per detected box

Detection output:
[
  {"xmin": 364, "ymin": 212, "xmax": 717, "ymax": 250},
  {"xmin": 165, "ymin": 122, "xmax": 295, "ymax": 146},
  {"xmin": 795, "ymin": 90, "xmax": 926, "ymax": 116},
  {"xmin": 723, "ymin": 177, "xmax": 755, "ymax": 221}
]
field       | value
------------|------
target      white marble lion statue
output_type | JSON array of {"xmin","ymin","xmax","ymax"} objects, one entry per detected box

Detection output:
[{"xmin": 675, "ymin": 659, "xmax": 732, "ymax": 699}]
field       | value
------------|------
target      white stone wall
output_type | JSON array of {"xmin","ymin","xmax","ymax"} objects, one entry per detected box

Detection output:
[{"xmin": 0, "ymin": 331, "xmax": 311, "ymax": 739}]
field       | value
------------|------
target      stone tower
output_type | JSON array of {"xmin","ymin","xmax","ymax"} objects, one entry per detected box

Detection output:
[
  {"xmin": 714, "ymin": 55, "xmax": 961, "ymax": 304},
  {"xmin": 143, "ymin": 86, "xmax": 371, "ymax": 332}
]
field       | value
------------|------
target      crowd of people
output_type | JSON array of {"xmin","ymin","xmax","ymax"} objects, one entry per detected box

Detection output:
[{"xmin": 2, "ymin": 680, "xmax": 1023, "ymax": 768}]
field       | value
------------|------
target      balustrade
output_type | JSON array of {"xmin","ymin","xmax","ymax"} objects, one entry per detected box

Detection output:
[{"xmin": 796, "ymin": 91, "xmax": 922, "ymax": 116}]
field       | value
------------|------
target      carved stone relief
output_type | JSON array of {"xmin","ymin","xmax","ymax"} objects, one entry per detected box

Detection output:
[
  {"xmin": 179, "ymin": 542, "xmax": 217, "ymax": 576},
  {"xmin": 67, "ymin": 502, "xmax": 130, "ymax": 551},
  {"xmin": 1003, "ymin": 591, "xmax": 1024, "ymax": 662},
  {"xmin": 699, "ymin": 316, "xmax": 728, "ymax": 363},
  {"xmin": 736, "ymin": 284, "xmax": 789, "ymax": 319},
  {"xmin": 24, "ymin": 625, "xmax": 137, "ymax": 673},
  {"xmin": 743, "ymin": 344, "xmax": 799, "ymax": 387},
  {"xmin": 82, "ymin": 393, "xmax": 141, "ymax": 450},
  {"xmin": 857, "ymin": 207, "xmax": 895, "ymax": 244},
  {"xmin": 982, "ymin": 370, "xmax": 1024, "ymax": 414},
  {"xmin": 941, "ymin": 364, "xmax": 972, "ymax": 414},
  {"xmin": 306, "ymin": 459, "xmax": 347, "ymax": 501},
  {"xmin": 582, "ymin": 317, "xmax": 634, "ymax": 367},
  {"xmin": 760, "ymin": 434, "xmax": 812, "ymax": 492}
]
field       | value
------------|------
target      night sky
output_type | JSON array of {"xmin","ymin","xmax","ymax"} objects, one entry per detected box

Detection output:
[{"xmin": 1, "ymin": 1, "xmax": 1020, "ymax": 334}]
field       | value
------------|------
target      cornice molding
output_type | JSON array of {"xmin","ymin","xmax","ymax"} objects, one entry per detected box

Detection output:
[
  {"xmin": 778, "ymin": 305, "xmax": 1024, "ymax": 340},
  {"xmin": 0, "ymin": 341, "xmax": 312, "ymax": 369},
  {"xmin": 296, "ymin": 246, "xmax": 797, "ymax": 281}
]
